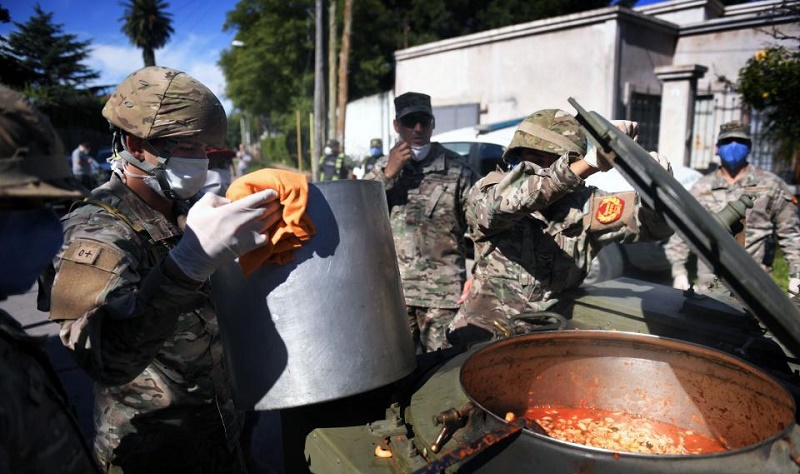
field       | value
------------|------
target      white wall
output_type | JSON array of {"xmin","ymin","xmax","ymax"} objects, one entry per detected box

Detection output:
[
  {"xmin": 343, "ymin": 91, "xmax": 395, "ymax": 163},
  {"xmin": 394, "ymin": 8, "xmax": 628, "ymax": 124}
]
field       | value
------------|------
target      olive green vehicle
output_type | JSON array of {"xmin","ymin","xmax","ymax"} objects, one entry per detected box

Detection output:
[{"xmin": 247, "ymin": 101, "xmax": 800, "ymax": 474}]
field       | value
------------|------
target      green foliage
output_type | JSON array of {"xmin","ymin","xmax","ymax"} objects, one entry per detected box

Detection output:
[
  {"xmin": 120, "ymin": 0, "xmax": 174, "ymax": 67},
  {"xmin": 738, "ymin": 47, "xmax": 800, "ymax": 159},
  {"xmin": 772, "ymin": 247, "xmax": 789, "ymax": 291},
  {"xmin": 261, "ymin": 134, "xmax": 292, "ymax": 167},
  {"xmin": 0, "ymin": 4, "xmax": 99, "ymax": 89},
  {"xmin": 221, "ymin": 0, "xmax": 616, "ymax": 132},
  {"xmin": 220, "ymin": 0, "xmax": 314, "ymax": 118},
  {"xmin": 0, "ymin": 3, "xmax": 106, "ymax": 148}
]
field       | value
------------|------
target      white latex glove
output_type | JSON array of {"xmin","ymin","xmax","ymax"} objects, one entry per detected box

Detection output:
[
  {"xmin": 789, "ymin": 276, "xmax": 800, "ymax": 296},
  {"xmin": 673, "ymin": 273, "xmax": 690, "ymax": 291},
  {"xmin": 583, "ymin": 120, "xmax": 639, "ymax": 171},
  {"xmin": 648, "ymin": 151, "xmax": 673, "ymax": 175},
  {"xmin": 169, "ymin": 190, "xmax": 281, "ymax": 281}
]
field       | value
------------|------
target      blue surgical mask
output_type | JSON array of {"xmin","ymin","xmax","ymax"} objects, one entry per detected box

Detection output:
[
  {"xmin": 0, "ymin": 208, "xmax": 63, "ymax": 297},
  {"xmin": 717, "ymin": 142, "xmax": 750, "ymax": 171},
  {"xmin": 370, "ymin": 147, "xmax": 382, "ymax": 157}
]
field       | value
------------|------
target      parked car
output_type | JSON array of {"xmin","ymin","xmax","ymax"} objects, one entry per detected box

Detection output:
[{"xmin": 433, "ymin": 121, "xmax": 703, "ymax": 285}]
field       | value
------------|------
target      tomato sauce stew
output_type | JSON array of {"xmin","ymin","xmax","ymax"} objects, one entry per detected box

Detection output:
[{"xmin": 522, "ymin": 406, "xmax": 730, "ymax": 455}]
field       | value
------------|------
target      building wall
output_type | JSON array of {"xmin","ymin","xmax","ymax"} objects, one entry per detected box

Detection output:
[
  {"xmin": 388, "ymin": 0, "xmax": 797, "ymax": 171},
  {"xmin": 343, "ymin": 91, "xmax": 394, "ymax": 164},
  {"xmin": 394, "ymin": 8, "xmax": 630, "ymax": 124}
]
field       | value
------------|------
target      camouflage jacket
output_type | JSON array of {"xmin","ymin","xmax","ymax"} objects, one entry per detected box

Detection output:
[
  {"xmin": 665, "ymin": 165, "xmax": 800, "ymax": 281},
  {"xmin": 459, "ymin": 156, "xmax": 673, "ymax": 327},
  {"xmin": 0, "ymin": 309, "xmax": 98, "ymax": 473},
  {"xmin": 50, "ymin": 176, "xmax": 242, "ymax": 466},
  {"xmin": 364, "ymin": 143, "xmax": 477, "ymax": 308}
]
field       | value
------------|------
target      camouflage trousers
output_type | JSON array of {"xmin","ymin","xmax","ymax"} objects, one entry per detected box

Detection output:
[{"xmin": 407, "ymin": 305, "xmax": 457, "ymax": 353}]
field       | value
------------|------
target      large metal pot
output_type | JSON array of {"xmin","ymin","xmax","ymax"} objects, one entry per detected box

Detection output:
[
  {"xmin": 210, "ymin": 180, "xmax": 416, "ymax": 410},
  {"xmin": 453, "ymin": 331, "xmax": 799, "ymax": 473}
]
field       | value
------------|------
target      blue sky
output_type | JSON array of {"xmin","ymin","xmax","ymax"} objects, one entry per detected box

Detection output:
[
  {"xmin": 1, "ymin": 0, "xmax": 666, "ymax": 113},
  {"xmin": 1, "ymin": 0, "xmax": 237, "ymax": 110}
]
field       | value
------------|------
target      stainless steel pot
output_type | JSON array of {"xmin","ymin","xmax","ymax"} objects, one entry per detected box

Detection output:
[
  {"xmin": 452, "ymin": 331, "xmax": 799, "ymax": 473},
  {"xmin": 210, "ymin": 180, "xmax": 416, "ymax": 410}
]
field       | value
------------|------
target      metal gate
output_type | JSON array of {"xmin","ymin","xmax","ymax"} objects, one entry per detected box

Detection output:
[
  {"xmin": 627, "ymin": 88, "xmax": 661, "ymax": 153},
  {"xmin": 691, "ymin": 86, "xmax": 787, "ymax": 178}
]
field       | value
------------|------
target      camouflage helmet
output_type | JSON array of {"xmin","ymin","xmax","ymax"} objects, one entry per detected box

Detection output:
[
  {"xmin": 504, "ymin": 109, "xmax": 586, "ymax": 159},
  {"xmin": 102, "ymin": 66, "xmax": 227, "ymax": 147},
  {"xmin": 370, "ymin": 138, "xmax": 382, "ymax": 148},
  {"xmin": 0, "ymin": 86, "xmax": 83, "ymax": 200}
]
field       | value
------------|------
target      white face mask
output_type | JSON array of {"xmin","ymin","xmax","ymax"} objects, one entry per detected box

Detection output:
[
  {"xmin": 411, "ymin": 144, "xmax": 431, "ymax": 161},
  {"xmin": 126, "ymin": 157, "xmax": 209, "ymax": 200}
]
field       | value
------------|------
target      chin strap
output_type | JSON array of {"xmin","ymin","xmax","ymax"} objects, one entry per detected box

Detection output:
[{"xmin": 116, "ymin": 131, "xmax": 180, "ymax": 200}]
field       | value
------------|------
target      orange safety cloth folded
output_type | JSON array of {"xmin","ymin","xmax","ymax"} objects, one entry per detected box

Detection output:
[{"xmin": 226, "ymin": 169, "xmax": 316, "ymax": 275}]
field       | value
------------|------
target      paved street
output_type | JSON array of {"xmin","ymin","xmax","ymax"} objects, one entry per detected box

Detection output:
[{"xmin": 0, "ymin": 287, "xmax": 284, "ymax": 473}]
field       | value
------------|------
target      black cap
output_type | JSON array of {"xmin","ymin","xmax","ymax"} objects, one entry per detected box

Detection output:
[
  {"xmin": 395, "ymin": 92, "xmax": 432, "ymax": 119},
  {"xmin": 327, "ymin": 139, "xmax": 340, "ymax": 148}
]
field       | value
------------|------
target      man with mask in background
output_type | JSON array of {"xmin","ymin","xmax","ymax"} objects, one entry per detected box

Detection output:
[
  {"xmin": 364, "ymin": 92, "xmax": 476, "ymax": 352},
  {"xmin": 48, "ymin": 66, "xmax": 283, "ymax": 473},
  {"xmin": 319, "ymin": 139, "xmax": 350, "ymax": 181},
  {"xmin": 0, "ymin": 85, "xmax": 99, "ymax": 473},
  {"xmin": 665, "ymin": 121, "xmax": 800, "ymax": 294},
  {"xmin": 360, "ymin": 137, "xmax": 384, "ymax": 177}
]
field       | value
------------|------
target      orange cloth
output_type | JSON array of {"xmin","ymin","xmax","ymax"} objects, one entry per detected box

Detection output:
[{"xmin": 226, "ymin": 169, "xmax": 316, "ymax": 275}]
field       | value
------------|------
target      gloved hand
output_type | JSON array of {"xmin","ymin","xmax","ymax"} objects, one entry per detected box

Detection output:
[
  {"xmin": 583, "ymin": 120, "xmax": 639, "ymax": 171},
  {"xmin": 673, "ymin": 273, "xmax": 691, "ymax": 291},
  {"xmin": 613, "ymin": 120, "xmax": 639, "ymax": 143},
  {"xmin": 169, "ymin": 190, "xmax": 282, "ymax": 281},
  {"xmin": 789, "ymin": 275, "xmax": 800, "ymax": 296},
  {"xmin": 648, "ymin": 151, "xmax": 674, "ymax": 175}
]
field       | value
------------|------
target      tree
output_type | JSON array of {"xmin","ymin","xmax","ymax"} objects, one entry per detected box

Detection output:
[
  {"xmin": 0, "ymin": 4, "xmax": 106, "ymax": 148},
  {"xmin": 120, "ymin": 0, "xmax": 174, "ymax": 67},
  {"xmin": 0, "ymin": 4, "xmax": 98, "ymax": 90},
  {"xmin": 738, "ymin": 46, "xmax": 800, "ymax": 161}
]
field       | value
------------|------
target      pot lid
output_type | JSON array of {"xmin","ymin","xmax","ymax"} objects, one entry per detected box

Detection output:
[{"xmin": 569, "ymin": 98, "xmax": 800, "ymax": 357}]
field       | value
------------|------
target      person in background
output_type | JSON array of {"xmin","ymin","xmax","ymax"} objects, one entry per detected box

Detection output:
[
  {"xmin": 204, "ymin": 147, "xmax": 236, "ymax": 196},
  {"xmin": 0, "ymin": 85, "xmax": 99, "ymax": 473},
  {"xmin": 361, "ymin": 137, "xmax": 384, "ymax": 177},
  {"xmin": 48, "ymin": 66, "xmax": 283, "ymax": 473},
  {"xmin": 665, "ymin": 121, "xmax": 800, "ymax": 295},
  {"xmin": 236, "ymin": 143, "xmax": 252, "ymax": 177},
  {"xmin": 364, "ymin": 92, "xmax": 477, "ymax": 352},
  {"xmin": 319, "ymin": 139, "xmax": 350, "ymax": 180},
  {"xmin": 446, "ymin": 109, "xmax": 674, "ymax": 346},
  {"xmin": 72, "ymin": 141, "xmax": 96, "ymax": 190}
]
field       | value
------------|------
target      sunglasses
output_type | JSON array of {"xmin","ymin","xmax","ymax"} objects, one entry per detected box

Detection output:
[{"xmin": 399, "ymin": 114, "xmax": 433, "ymax": 129}]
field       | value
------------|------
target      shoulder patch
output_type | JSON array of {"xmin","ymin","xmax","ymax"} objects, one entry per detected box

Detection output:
[
  {"xmin": 595, "ymin": 195, "xmax": 625, "ymax": 224},
  {"xmin": 50, "ymin": 239, "xmax": 127, "ymax": 321},
  {"xmin": 589, "ymin": 191, "xmax": 636, "ymax": 232}
]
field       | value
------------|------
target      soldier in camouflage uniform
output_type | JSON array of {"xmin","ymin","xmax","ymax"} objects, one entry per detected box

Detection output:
[
  {"xmin": 48, "ymin": 67, "xmax": 283, "ymax": 473},
  {"xmin": 447, "ymin": 109, "xmax": 674, "ymax": 345},
  {"xmin": 665, "ymin": 121, "xmax": 800, "ymax": 294},
  {"xmin": 0, "ymin": 86, "xmax": 99, "ymax": 473},
  {"xmin": 364, "ymin": 92, "xmax": 477, "ymax": 352}
]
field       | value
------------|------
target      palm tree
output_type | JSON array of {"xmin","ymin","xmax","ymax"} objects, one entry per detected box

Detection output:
[{"xmin": 120, "ymin": 0, "xmax": 174, "ymax": 67}]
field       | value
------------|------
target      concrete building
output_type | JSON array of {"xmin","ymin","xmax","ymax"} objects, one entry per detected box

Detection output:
[{"xmin": 347, "ymin": 0, "xmax": 798, "ymax": 179}]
